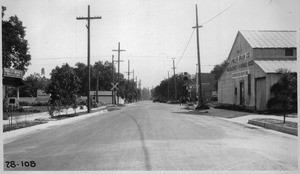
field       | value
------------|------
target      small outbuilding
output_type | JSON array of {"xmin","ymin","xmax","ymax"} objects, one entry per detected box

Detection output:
[
  {"xmin": 218, "ymin": 30, "xmax": 297, "ymax": 111},
  {"xmin": 2, "ymin": 68, "xmax": 26, "ymax": 108}
]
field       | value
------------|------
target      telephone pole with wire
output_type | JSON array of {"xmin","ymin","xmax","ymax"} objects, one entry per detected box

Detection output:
[
  {"xmin": 76, "ymin": 5, "xmax": 101, "ymax": 113},
  {"xmin": 112, "ymin": 42, "xmax": 125, "ymax": 104},
  {"xmin": 125, "ymin": 60, "xmax": 133, "ymax": 82},
  {"xmin": 172, "ymin": 58, "xmax": 177, "ymax": 100},
  {"xmin": 167, "ymin": 71, "xmax": 170, "ymax": 101},
  {"xmin": 192, "ymin": 4, "xmax": 205, "ymax": 109}
]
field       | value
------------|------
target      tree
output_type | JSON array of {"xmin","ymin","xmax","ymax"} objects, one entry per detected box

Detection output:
[
  {"xmin": 210, "ymin": 60, "xmax": 228, "ymax": 88},
  {"xmin": 267, "ymin": 69, "xmax": 297, "ymax": 123},
  {"xmin": 153, "ymin": 72, "xmax": 188, "ymax": 101},
  {"xmin": 141, "ymin": 87, "xmax": 151, "ymax": 100},
  {"xmin": 46, "ymin": 64, "xmax": 81, "ymax": 116},
  {"xmin": 2, "ymin": 7, "xmax": 31, "ymax": 71},
  {"xmin": 41, "ymin": 68, "xmax": 45, "ymax": 76},
  {"xmin": 73, "ymin": 62, "xmax": 87, "ymax": 96},
  {"xmin": 19, "ymin": 73, "xmax": 50, "ymax": 97}
]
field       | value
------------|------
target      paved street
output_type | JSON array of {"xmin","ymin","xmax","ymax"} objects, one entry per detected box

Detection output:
[{"xmin": 4, "ymin": 101, "xmax": 298, "ymax": 171}]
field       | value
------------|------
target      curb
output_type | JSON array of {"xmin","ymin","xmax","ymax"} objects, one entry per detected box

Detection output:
[
  {"xmin": 3, "ymin": 107, "xmax": 108, "ymax": 144},
  {"xmin": 248, "ymin": 119, "xmax": 298, "ymax": 136}
]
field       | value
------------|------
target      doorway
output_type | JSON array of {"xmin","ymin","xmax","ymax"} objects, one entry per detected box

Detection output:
[{"xmin": 240, "ymin": 81, "xmax": 245, "ymax": 105}]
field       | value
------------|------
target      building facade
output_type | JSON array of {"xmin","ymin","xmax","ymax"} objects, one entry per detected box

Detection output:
[{"xmin": 218, "ymin": 30, "xmax": 297, "ymax": 111}]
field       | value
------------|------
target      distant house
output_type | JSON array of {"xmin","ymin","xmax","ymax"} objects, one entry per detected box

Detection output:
[{"xmin": 218, "ymin": 30, "xmax": 297, "ymax": 111}]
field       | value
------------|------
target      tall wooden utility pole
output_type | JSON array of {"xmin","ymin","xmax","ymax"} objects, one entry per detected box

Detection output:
[
  {"xmin": 125, "ymin": 60, "xmax": 133, "ymax": 81},
  {"xmin": 77, "ymin": 5, "xmax": 101, "ymax": 113},
  {"xmin": 112, "ymin": 42, "xmax": 125, "ymax": 104},
  {"xmin": 138, "ymin": 80, "xmax": 142, "ymax": 100},
  {"xmin": 112, "ymin": 55, "xmax": 115, "ymax": 105},
  {"xmin": 96, "ymin": 71, "xmax": 100, "ymax": 103},
  {"xmin": 193, "ymin": 4, "xmax": 204, "ymax": 109},
  {"xmin": 167, "ymin": 71, "xmax": 170, "ymax": 100},
  {"xmin": 132, "ymin": 70, "xmax": 135, "ymax": 81},
  {"xmin": 172, "ymin": 58, "xmax": 177, "ymax": 100}
]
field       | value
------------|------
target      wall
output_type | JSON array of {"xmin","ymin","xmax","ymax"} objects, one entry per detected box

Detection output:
[
  {"xmin": 218, "ymin": 32, "xmax": 254, "ymax": 106},
  {"xmin": 254, "ymin": 48, "xmax": 296, "ymax": 60},
  {"xmin": 218, "ymin": 32, "xmax": 296, "ymax": 111}
]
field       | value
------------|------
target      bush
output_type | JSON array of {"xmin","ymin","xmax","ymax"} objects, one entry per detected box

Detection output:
[
  {"xmin": 32, "ymin": 102, "xmax": 49, "ymax": 106},
  {"xmin": 17, "ymin": 108, "xmax": 25, "ymax": 112},
  {"xmin": 19, "ymin": 101, "xmax": 31, "ymax": 106},
  {"xmin": 78, "ymin": 100, "xmax": 87, "ymax": 106},
  {"xmin": 214, "ymin": 103, "xmax": 254, "ymax": 113}
]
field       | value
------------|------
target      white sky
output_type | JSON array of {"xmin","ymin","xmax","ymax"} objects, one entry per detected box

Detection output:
[{"xmin": 2, "ymin": 0, "xmax": 299, "ymax": 88}]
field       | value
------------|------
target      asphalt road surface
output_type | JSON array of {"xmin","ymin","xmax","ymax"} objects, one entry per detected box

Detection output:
[{"xmin": 3, "ymin": 101, "xmax": 298, "ymax": 171}]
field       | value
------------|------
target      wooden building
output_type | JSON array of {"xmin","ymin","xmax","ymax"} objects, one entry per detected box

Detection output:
[
  {"xmin": 218, "ymin": 30, "xmax": 297, "ymax": 111},
  {"xmin": 2, "ymin": 68, "xmax": 26, "ymax": 108}
]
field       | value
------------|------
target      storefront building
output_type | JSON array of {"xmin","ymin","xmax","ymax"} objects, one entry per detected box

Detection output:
[
  {"xmin": 218, "ymin": 30, "xmax": 297, "ymax": 111},
  {"xmin": 2, "ymin": 68, "xmax": 26, "ymax": 108}
]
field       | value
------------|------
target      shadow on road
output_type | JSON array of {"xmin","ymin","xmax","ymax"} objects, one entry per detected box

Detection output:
[
  {"xmin": 125, "ymin": 113, "xmax": 152, "ymax": 170},
  {"xmin": 174, "ymin": 107, "xmax": 251, "ymax": 119}
]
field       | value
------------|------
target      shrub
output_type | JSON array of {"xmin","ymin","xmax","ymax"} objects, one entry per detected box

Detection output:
[{"xmin": 19, "ymin": 101, "xmax": 31, "ymax": 106}]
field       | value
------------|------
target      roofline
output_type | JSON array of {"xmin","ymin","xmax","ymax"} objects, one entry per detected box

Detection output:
[
  {"xmin": 239, "ymin": 30, "xmax": 296, "ymax": 32},
  {"xmin": 252, "ymin": 47, "xmax": 297, "ymax": 49}
]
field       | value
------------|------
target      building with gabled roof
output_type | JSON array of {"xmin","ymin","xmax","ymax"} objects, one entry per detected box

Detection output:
[{"xmin": 218, "ymin": 30, "xmax": 297, "ymax": 111}]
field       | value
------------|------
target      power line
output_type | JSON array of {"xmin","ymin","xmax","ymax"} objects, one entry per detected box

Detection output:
[
  {"xmin": 176, "ymin": 28, "xmax": 195, "ymax": 66},
  {"xmin": 201, "ymin": 4, "xmax": 233, "ymax": 26}
]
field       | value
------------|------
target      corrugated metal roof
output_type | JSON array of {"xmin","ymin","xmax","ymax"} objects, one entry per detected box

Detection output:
[
  {"xmin": 240, "ymin": 30, "xmax": 296, "ymax": 48},
  {"xmin": 254, "ymin": 60, "xmax": 297, "ymax": 73}
]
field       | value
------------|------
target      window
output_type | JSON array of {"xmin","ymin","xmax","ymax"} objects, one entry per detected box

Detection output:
[
  {"xmin": 234, "ymin": 87, "xmax": 237, "ymax": 95},
  {"xmin": 285, "ymin": 48, "xmax": 293, "ymax": 56}
]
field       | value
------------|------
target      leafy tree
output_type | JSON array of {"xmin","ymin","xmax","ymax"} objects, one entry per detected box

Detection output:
[
  {"xmin": 153, "ymin": 73, "xmax": 188, "ymax": 101},
  {"xmin": 73, "ymin": 60, "xmax": 141, "ymax": 103},
  {"xmin": 19, "ymin": 73, "xmax": 50, "ymax": 97},
  {"xmin": 73, "ymin": 62, "xmax": 87, "ymax": 96},
  {"xmin": 41, "ymin": 68, "xmax": 45, "ymax": 76},
  {"xmin": 267, "ymin": 69, "xmax": 297, "ymax": 123},
  {"xmin": 2, "ymin": 7, "xmax": 31, "ymax": 71},
  {"xmin": 46, "ymin": 64, "xmax": 81, "ymax": 116},
  {"xmin": 210, "ymin": 60, "xmax": 228, "ymax": 88},
  {"xmin": 141, "ymin": 87, "xmax": 151, "ymax": 100}
]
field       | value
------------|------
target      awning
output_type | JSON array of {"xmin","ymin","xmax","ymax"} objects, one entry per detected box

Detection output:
[{"xmin": 3, "ymin": 77, "xmax": 25, "ymax": 87}]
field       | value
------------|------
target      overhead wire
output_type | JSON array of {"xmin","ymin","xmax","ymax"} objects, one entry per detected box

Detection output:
[
  {"xmin": 176, "ymin": 28, "xmax": 195, "ymax": 66},
  {"xmin": 175, "ymin": 4, "xmax": 233, "ymax": 68}
]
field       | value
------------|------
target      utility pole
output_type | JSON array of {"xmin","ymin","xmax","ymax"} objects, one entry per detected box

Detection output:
[
  {"xmin": 167, "ymin": 71, "xmax": 170, "ymax": 101},
  {"xmin": 138, "ymin": 80, "xmax": 142, "ymax": 100},
  {"xmin": 112, "ymin": 42, "xmax": 125, "ymax": 104},
  {"xmin": 96, "ymin": 71, "xmax": 100, "ymax": 103},
  {"xmin": 193, "ymin": 4, "xmax": 204, "ymax": 109},
  {"xmin": 172, "ymin": 58, "xmax": 177, "ymax": 100},
  {"xmin": 112, "ymin": 55, "xmax": 115, "ymax": 105},
  {"xmin": 125, "ymin": 60, "xmax": 133, "ymax": 81},
  {"xmin": 196, "ymin": 64, "xmax": 199, "ymax": 96},
  {"xmin": 77, "ymin": 5, "xmax": 101, "ymax": 113},
  {"xmin": 132, "ymin": 70, "xmax": 135, "ymax": 81}
]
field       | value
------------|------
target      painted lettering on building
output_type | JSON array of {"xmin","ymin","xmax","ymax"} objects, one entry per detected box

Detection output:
[
  {"xmin": 3, "ymin": 68, "xmax": 24, "ymax": 78},
  {"xmin": 227, "ymin": 52, "xmax": 253, "ymax": 72},
  {"xmin": 232, "ymin": 70, "xmax": 249, "ymax": 79}
]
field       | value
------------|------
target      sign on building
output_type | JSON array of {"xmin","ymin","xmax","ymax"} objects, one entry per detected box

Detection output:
[
  {"xmin": 36, "ymin": 89, "xmax": 50, "ymax": 103},
  {"xmin": 3, "ymin": 68, "xmax": 24, "ymax": 78}
]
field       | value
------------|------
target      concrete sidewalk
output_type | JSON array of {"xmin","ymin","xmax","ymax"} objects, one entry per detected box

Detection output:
[
  {"xmin": 227, "ymin": 114, "xmax": 298, "ymax": 125},
  {"xmin": 2, "ymin": 106, "xmax": 106, "ymax": 125},
  {"xmin": 3, "ymin": 106, "xmax": 109, "ymax": 144}
]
